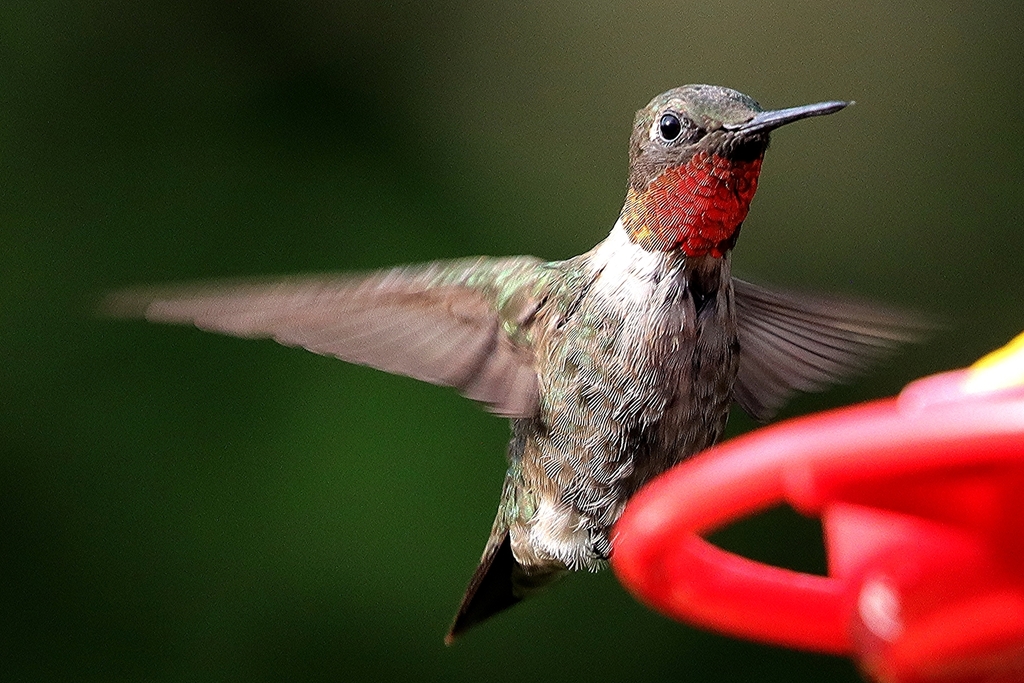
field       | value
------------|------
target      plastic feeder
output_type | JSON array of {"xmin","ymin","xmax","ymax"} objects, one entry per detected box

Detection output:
[{"xmin": 612, "ymin": 333, "xmax": 1024, "ymax": 683}]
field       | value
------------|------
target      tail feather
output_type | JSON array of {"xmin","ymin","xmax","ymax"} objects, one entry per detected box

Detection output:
[{"xmin": 446, "ymin": 532, "xmax": 521, "ymax": 644}]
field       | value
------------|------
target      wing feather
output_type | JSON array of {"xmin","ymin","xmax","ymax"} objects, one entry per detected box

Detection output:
[
  {"xmin": 103, "ymin": 258, "xmax": 549, "ymax": 417},
  {"xmin": 733, "ymin": 278, "xmax": 931, "ymax": 421}
]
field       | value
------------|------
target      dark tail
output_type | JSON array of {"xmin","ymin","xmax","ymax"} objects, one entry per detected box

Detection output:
[
  {"xmin": 445, "ymin": 532, "xmax": 521, "ymax": 644},
  {"xmin": 445, "ymin": 530, "xmax": 567, "ymax": 644}
]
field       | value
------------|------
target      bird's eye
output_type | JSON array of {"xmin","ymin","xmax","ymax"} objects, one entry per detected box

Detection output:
[{"xmin": 659, "ymin": 113, "xmax": 683, "ymax": 142}]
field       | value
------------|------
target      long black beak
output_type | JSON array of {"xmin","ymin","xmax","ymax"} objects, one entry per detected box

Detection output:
[{"xmin": 724, "ymin": 100, "xmax": 851, "ymax": 135}]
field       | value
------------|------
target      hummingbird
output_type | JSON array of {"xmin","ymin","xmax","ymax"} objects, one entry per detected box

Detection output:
[{"xmin": 105, "ymin": 85, "xmax": 924, "ymax": 643}]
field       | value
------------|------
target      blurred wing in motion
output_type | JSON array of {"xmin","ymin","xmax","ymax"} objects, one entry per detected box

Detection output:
[
  {"xmin": 732, "ymin": 278, "xmax": 931, "ymax": 422},
  {"xmin": 103, "ymin": 257, "xmax": 552, "ymax": 418}
]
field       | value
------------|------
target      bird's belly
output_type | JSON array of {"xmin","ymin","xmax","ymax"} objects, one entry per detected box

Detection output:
[{"xmin": 518, "ymin": 299, "xmax": 737, "ymax": 570}]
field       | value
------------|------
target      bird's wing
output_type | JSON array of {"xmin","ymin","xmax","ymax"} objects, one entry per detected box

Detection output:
[
  {"xmin": 103, "ymin": 256, "xmax": 552, "ymax": 417},
  {"xmin": 732, "ymin": 277, "xmax": 930, "ymax": 422}
]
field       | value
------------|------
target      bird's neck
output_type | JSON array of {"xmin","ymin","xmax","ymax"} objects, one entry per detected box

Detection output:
[
  {"xmin": 619, "ymin": 151, "xmax": 763, "ymax": 257},
  {"xmin": 586, "ymin": 219, "xmax": 731, "ymax": 308}
]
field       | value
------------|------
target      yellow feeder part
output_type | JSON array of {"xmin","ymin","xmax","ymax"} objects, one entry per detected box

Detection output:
[{"xmin": 963, "ymin": 331, "xmax": 1024, "ymax": 394}]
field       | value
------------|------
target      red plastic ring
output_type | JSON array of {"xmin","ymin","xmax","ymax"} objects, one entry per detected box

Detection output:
[{"xmin": 611, "ymin": 380, "xmax": 1024, "ymax": 653}]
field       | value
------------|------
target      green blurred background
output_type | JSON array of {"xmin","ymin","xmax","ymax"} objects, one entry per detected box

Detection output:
[{"xmin": 3, "ymin": 1, "xmax": 1023, "ymax": 681}]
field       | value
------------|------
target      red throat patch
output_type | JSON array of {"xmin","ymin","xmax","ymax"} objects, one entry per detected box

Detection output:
[{"xmin": 621, "ymin": 152, "xmax": 763, "ymax": 256}]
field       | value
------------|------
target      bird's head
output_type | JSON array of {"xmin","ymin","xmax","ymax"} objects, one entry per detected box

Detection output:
[{"xmin": 621, "ymin": 85, "xmax": 849, "ymax": 256}]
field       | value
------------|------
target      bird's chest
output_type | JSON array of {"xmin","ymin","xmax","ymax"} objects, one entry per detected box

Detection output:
[
  {"xmin": 587, "ymin": 269, "xmax": 736, "ymax": 456},
  {"xmin": 535, "ymin": 258, "xmax": 738, "ymax": 493}
]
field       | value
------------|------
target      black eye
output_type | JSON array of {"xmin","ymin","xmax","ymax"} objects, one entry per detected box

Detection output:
[{"xmin": 659, "ymin": 113, "xmax": 683, "ymax": 142}]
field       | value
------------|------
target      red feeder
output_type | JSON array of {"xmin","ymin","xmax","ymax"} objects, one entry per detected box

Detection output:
[{"xmin": 612, "ymin": 334, "xmax": 1024, "ymax": 683}]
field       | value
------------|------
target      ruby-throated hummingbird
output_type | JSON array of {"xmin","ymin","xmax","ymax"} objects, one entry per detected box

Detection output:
[{"xmin": 105, "ymin": 85, "xmax": 924, "ymax": 643}]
